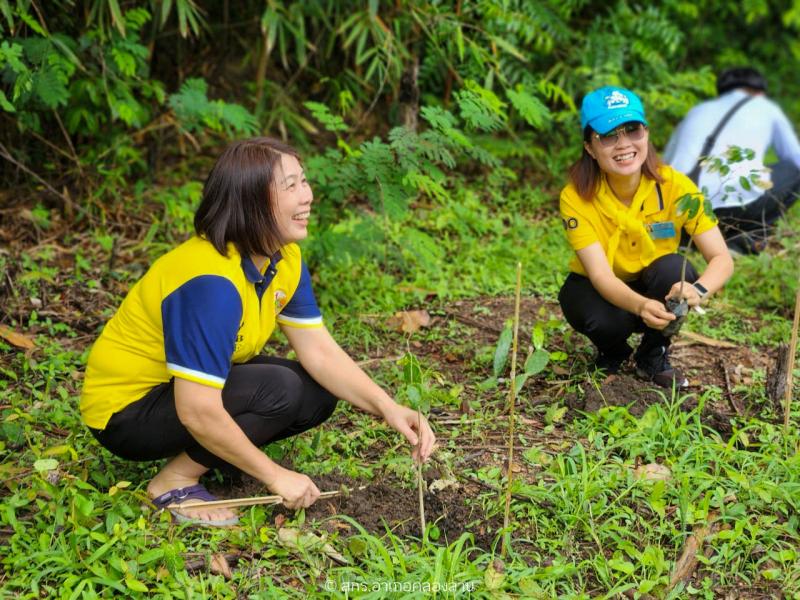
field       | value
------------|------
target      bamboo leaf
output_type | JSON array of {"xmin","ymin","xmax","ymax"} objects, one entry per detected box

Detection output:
[
  {"xmin": 160, "ymin": 0, "xmax": 173, "ymax": 26},
  {"xmin": 401, "ymin": 352, "xmax": 422, "ymax": 385},
  {"xmin": 532, "ymin": 322, "xmax": 544, "ymax": 350},
  {"xmin": 493, "ymin": 324, "xmax": 513, "ymax": 377},
  {"xmin": 107, "ymin": 0, "xmax": 126, "ymax": 37},
  {"xmin": 0, "ymin": 324, "xmax": 35, "ymax": 349},
  {"xmin": 524, "ymin": 349, "xmax": 549, "ymax": 376}
]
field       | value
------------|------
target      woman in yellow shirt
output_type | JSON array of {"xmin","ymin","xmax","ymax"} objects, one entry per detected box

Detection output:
[
  {"xmin": 558, "ymin": 87, "xmax": 734, "ymax": 387},
  {"xmin": 81, "ymin": 138, "xmax": 436, "ymax": 526}
]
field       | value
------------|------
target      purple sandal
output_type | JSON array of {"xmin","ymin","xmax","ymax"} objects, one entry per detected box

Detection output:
[{"xmin": 150, "ymin": 484, "xmax": 239, "ymax": 527}]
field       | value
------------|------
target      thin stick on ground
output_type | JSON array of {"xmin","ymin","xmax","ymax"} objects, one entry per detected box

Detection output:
[
  {"xmin": 501, "ymin": 262, "xmax": 522, "ymax": 558},
  {"xmin": 785, "ymin": 286, "xmax": 800, "ymax": 432},
  {"xmin": 417, "ymin": 408, "xmax": 426, "ymax": 538},
  {"xmin": 163, "ymin": 487, "xmax": 366, "ymax": 511}
]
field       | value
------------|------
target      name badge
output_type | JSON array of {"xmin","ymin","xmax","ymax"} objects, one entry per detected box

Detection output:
[{"xmin": 648, "ymin": 221, "xmax": 676, "ymax": 240}]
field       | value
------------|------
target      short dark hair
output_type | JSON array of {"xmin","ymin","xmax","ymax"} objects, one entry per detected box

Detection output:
[
  {"xmin": 567, "ymin": 126, "xmax": 664, "ymax": 201},
  {"xmin": 716, "ymin": 67, "xmax": 767, "ymax": 95},
  {"xmin": 194, "ymin": 137, "xmax": 301, "ymax": 258}
]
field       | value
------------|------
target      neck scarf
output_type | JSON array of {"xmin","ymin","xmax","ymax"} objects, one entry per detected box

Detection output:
[{"xmin": 594, "ymin": 175, "xmax": 657, "ymax": 269}]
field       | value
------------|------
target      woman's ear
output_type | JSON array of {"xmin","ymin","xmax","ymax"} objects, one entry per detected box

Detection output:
[{"xmin": 584, "ymin": 141, "xmax": 596, "ymax": 160}]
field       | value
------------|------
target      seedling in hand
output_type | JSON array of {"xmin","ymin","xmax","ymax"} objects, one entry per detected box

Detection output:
[
  {"xmin": 664, "ymin": 147, "xmax": 765, "ymax": 337},
  {"xmin": 400, "ymin": 351, "xmax": 428, "ymax": 538}
]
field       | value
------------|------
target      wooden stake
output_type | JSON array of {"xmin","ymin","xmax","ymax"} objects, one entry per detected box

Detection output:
[
  {"xmin": 164, "ymin": 487, "xmax": 363, "ymax": 511},
  {"xmin": 417, "ymin": 409, "xmax": 427, "ymax": 538},
  {"xmin": 785, "ymin": 287, "xmax": 800, "ymax": 432},
  {"xmin": 501, "ymin": 262, "xmax": 522, "ymax": 557}
]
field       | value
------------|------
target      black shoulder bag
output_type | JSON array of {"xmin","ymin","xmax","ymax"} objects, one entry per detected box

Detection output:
[{"xmin": 686, "ymin": 95, "xmax": 753, "ymax": 184}]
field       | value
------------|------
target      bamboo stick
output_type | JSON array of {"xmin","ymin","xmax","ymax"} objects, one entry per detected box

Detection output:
[
  {"xmin": 501, "ymin": 262, "xmax": 523, "ymax": 557},
  {"xmin": 164, "ymin": 487, "xmax": 364, "ymax": 511},
  {"xmin": 417, "ymin": 418, "xmax": 426, "ymax": 537},
  {"xmin": 784, "ymin": 287, "xmax": 800, "ymax": 432}
]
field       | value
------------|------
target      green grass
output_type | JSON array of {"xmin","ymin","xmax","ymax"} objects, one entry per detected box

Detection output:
[{"xmin": 1, "ymin": 175, "xmax": 799, "ymax": 598}]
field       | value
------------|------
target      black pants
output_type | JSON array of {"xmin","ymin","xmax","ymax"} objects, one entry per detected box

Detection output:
[
  {"xmin": 90, "ymin": 356, "xmax": 338, "ymax": 470},
  {"xmin": 716, "ymin": 160, "xmax": 800, "ymax": 251},
  {"xmin": 558, "ymin": 254, "xmax": 699, "ymax": 361}
]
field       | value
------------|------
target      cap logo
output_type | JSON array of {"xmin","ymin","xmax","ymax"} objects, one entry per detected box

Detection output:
[{"xmin": 605, "ymin": 91, "xmax": 629, "ymax": 109}]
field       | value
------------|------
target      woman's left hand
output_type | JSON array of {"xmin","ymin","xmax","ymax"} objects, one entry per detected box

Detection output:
[
  {"xmin": 382, "ymin": 404, "xmax": 436, "ymax": 463},
  {"xmin": 666, "ymin": 282, "xmax": 702, "ymax": 307}
]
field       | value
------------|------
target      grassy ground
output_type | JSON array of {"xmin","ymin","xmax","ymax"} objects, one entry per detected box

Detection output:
[{"xmin": 1, "ymin": 171, "xmax": 799, "ymax": 598}]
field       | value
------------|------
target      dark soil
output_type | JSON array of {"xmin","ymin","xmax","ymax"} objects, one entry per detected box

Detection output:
[
  {"xmin": 373, "ymin": 295, "xmax": 782, "ymax": 436},
  {"xmin": 209, "ymin": 471, "xmax": 502, "ymax": 550}
]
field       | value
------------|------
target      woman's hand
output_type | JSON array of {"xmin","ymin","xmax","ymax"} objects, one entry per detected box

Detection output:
[
  {"xmin": 265, "ymin": 464, "xmax": 320, "ymax": 509},
  {"xmin": 283, "ymin": 325, "xmax": 437, "ymax": 462},
  {"xmin": 666, "ymin": 281, "xmax": 702, "ymax": 307},
  {"xmin": 382, "ymin": 403, "xmax": 436, "ymax": 463},
  {"xmin": 639, "ymin": 298, "xmax": 676, "ymax": 330}
]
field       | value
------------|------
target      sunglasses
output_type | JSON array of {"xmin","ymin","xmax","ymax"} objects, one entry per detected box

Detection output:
[{"xmin": 593, "ymin": 122, "xmax": 647, "ymax": 147}]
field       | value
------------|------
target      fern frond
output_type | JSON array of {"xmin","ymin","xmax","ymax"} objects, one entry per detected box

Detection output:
[
  {"xmin": 506, "ymin": 84, "xmax": 551, "ymax": 129},
  {"xmin": 304, "ymin": 101, "xmax": 349, "ymax": 133}
]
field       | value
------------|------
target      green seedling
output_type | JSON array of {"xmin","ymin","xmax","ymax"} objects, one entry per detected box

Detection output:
[
  {"xmin": 400, "ymin": 351, "xmax": 429, "ymax": 539},
  {"xmin": 664, "ymin": 146, "xmax": 766, "ymax": 338}
]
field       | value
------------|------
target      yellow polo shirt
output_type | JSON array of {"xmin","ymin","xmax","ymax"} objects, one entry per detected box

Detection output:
[
  {"xmin": 559, "ymin": 165, "xmax": 717, "ymax": 281},
  {"xmin": 80, "ymin": 236, "xmax": 323, "ymax": 429}
]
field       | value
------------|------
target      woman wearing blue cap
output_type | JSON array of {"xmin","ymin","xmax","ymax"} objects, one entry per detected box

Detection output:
[{"xmin": 558, "ymin": 86, "xmax": 734, "ymax": 387}]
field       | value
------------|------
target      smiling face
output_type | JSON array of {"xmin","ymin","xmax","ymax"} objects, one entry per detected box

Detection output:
[
  {"xmin": 272, "ymin": 153, "xmax": 313, "ymax": 244},
  {"xmin": 584, "ymin": 122, "xmax": 649, "ymax": 180}
]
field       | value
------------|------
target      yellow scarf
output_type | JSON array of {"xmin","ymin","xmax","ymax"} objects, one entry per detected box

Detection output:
[{"xmin": 594, "ymin": 176, "xmax": 657, "ymax": 269}]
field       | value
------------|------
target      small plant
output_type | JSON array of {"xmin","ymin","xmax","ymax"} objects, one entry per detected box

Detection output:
[
  {"xmin": 399, "ymin": 351, "xmax": 429, "ymax": 539},
  {"xmin": 663, "ymin": 146, "xmax": 768, "ymax": 337}
]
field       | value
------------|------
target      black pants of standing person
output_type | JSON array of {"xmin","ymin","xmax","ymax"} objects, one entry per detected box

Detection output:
[
  {"xmin": 558, "ymin": 254, "xmax": 699, "ymax": 369},
  {"xmin": 90, "ymin": 356, "xmax": 338, "ymax": 470},
  {"xmin": 716, "ymin": 160, "xmax": 800, "ymax": 253}
]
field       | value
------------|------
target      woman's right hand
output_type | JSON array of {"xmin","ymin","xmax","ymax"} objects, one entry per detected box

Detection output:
[
  {"xmin": 266, "ymin": 465, "xmax": 320, "ymax": 509},
  {"xmin": 638, "ymin": 299, "xmax": 676, "ymax": 330}
]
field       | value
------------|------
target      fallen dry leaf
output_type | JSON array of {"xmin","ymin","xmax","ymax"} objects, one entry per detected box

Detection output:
[
  {"xmin": 0, "ymin": 324, "xmax": 35, "ymax": 349},
  {"xmin": 277, "ymin": 527, "xmax": 349, "ymax": 565},
  {"xmin": 429, "ymin": 478, "xmax": 459, "ymax": 494},
  {"xmin": 668, "ymin": 510, "xmax": 720, "ymax": 590},
  {"xmin": 484, "ymin": 558, "xmax": 506, "ymax": 591},
  {"xmin": 634, "ymin": 463, "xmax": 672, "ymax": 481},
  {"xmin": 386, "ymin": 309, "xmax": 431, "ymax": 334},
  {"xmin": 209, "ymin": 553, "xmax": 233, "ymax": 579},
  {"xmin": 551, "ymin": 364, "xmax": 570, "ymax": 376}
]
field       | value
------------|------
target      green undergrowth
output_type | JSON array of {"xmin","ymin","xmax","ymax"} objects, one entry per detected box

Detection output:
[{"xmin": 2, "ymin": 140, "xmax": 800, "ymax": 600}]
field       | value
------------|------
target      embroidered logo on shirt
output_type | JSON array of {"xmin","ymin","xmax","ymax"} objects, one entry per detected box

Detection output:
[
  {"xmin": 605, "ymin": 91, "xmax": 629, "ymax": 109},
  {"xmin": 274, "ymin": 290, "xmax": 288, "ymax": 313},
  {"xmin": 235, "ymin": 323, "xmax": 244, "ymax": 351}
]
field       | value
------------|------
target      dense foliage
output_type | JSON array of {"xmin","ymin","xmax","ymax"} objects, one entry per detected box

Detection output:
[
  {"xmin": 3, "ymin": 0, "xmax": 800, "ymax": 198},
  {"xmin": 3, "ymin": 0, "xmax": 800, "ymax": 288}
]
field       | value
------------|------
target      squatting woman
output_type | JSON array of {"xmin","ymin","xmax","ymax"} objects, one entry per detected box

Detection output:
[
  {"xmin": 81, "ymin": 137, "xmax": 436, "ymax": 526},
  {"xmin": 558, "ymin": 87, "xmax": 734, "ymax": 387}
]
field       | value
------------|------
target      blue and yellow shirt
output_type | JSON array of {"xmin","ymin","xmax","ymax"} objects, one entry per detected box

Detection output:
[{"xmin": 80, "ymin": 236, "xmax": 323, "ymax": 429}]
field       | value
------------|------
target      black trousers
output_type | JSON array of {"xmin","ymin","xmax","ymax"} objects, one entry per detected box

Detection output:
[
  {"xmin": 90, "ymin": 356, "xmax": 338, "ymax": 470},
  {"xmin": 558, "ymin": 254, "xmax": 699, "ymax": 361},
  {"xmin": 716, "ymin": 160, "xmax": 800, "ymax": 250}
]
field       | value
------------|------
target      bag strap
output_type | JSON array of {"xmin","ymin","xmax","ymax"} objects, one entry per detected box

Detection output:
[{"xmin": 687, "ymin": 95, "xmax": 754, "ymax": 184}]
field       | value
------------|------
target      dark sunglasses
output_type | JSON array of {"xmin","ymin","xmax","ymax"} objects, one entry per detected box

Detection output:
[{"xmin": 593, "ymin": 122, "xmax": 647, "ymax": 147}]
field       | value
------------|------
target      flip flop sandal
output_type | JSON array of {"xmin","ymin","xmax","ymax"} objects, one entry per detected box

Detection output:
[{"xmin": 150, "ymin": 484, "xmax": 239, "ymax": 527}]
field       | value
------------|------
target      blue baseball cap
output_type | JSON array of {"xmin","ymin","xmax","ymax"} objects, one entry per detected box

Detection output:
[{"xmin": 580, "ymin": 86, "xmax": 648, "ymax": 135}]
